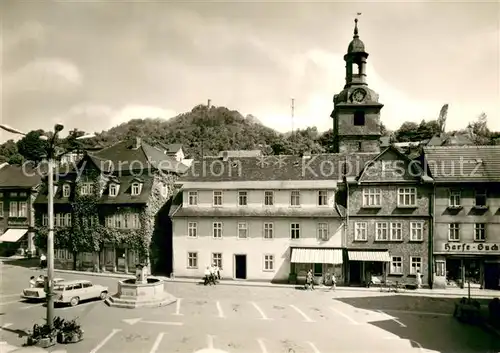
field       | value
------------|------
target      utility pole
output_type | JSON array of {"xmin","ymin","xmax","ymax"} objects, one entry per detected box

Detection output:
[
  {"xmin": 291, "ymin": 98, "xmax": 295, "ymax": 137},
  {"xmin": 201, "ymin": 99, "xmax": 211, "ymax": 158}
]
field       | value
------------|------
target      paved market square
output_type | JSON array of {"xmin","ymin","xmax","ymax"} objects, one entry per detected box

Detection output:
[{"xmin": 1, "ymin": 263, "xmax": 499, "ymax": 353}]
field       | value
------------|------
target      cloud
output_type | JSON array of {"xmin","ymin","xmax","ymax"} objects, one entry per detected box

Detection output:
[
  {"xmin": 1, "ymin": 21, "xmax": 46, "ymax": 52},
  {"xmin": 4, "ymin": 58, "xmax": 83, "ymax": 93}
]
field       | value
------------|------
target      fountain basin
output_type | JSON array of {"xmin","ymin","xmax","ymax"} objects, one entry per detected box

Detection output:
[{"xmin": 105, "ymin": 278, "xmax": 177, "ymax": 309}]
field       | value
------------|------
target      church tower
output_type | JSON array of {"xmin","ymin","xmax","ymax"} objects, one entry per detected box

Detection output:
[{"xmin": 331, "ymin": 18, "xmax": 384, "ymax": 153}]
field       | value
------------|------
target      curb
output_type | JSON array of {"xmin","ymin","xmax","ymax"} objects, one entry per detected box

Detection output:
[
  {"xmin": 52, "ymin": 269, "xmax": 500, "ymax": 299},
  {"xmin": 481, "ymin": 321, "xmax": 500, "ymax": 337}
]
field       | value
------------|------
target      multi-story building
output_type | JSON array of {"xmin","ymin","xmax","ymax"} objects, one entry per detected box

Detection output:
[
  {"xmin": 423, "ymin": 146, "xmax": 500, "ymax": 290},
  {"xmin": 34, "ymin": 138, "xmax": 187, "ymax": 274},
  {"xmin": 0, "ymin": 163, "xmax": 41, "ymax": 256},
  {"xmin": 169, "ymin": 154, "xmax": 365, "ymax": 283},
  {"xmin": 329, "ymin": 19, "xmax": 432, "ymax": 287},
  {"xmin": 342, "ymin": 147, "xmax": 432, "ymax": 287}
]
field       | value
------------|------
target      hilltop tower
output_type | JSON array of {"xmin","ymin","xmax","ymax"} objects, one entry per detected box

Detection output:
[{"xmin": 331, "ymin": 18, "xmax": 384, "ymax": 153}]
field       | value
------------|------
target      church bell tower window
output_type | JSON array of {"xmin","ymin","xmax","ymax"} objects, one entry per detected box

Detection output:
[{"xmin": 354, "ymin": 111, "xmax": 365, "ymax": 126}]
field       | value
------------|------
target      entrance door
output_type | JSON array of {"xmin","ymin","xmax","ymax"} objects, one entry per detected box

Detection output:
[
  {"xmin": 234, "ymin": 255, "xmax": 247, "ymax": 279},
  {"xmin": 349, "ymin": 261, "xmax": 362, "ymax": 285},
  {"xmin": 484, "ymin": 263, "xmax": 500, "ymax": 290}
]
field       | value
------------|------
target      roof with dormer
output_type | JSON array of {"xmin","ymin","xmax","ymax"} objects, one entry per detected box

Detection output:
[
  {"xmin": 34, "ymin": 138, "xmax": 186, "ymax": 205},
  {"xmin": 176, "ymin": 153, "xmax": 378, "ymax": 183},
  {"xmin": 422, "ymin": 145, "xmax": 500, "ymax": 182}
]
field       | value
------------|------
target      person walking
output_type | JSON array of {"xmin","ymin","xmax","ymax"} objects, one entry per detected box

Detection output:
[
  {"xmin": 306, "ymin": 269, "xmax": 315, "ymax": 290},
  {"xmin": 331, "ymin": 274, "xmax": 337, "ymax": 290},
  {"xmin": 204, "ymin": 266, "xmax": 212, "ymax": 286}
]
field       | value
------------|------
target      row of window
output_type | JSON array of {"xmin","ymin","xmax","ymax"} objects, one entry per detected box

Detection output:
[
  {"xmin": 187, "ymin": 221, "xmax": 330, "ymax": 241},
  {"xmin": 59, "ymin": 182, "xmax": 152, "ymax": 198},
  {"xmin": 448, "ymin": 223, "xmax": 486, "ymax": 241},
  {"xmin": 0, "ymin": 201, "xmax": 28, "ymax": 218},
  {"xmin": 363, "ymin": 187, "xmax": 418, "ymax": 207},
  {"xmin": 105, "ymin": 213, "xmax": 141, "ymax": 229},
  {"xmin": 186, "ymin": 252, "xmax": 275, "ymax": 271},
  {"xmin": 390, "ymin": 256, "xmax": 422, "ymax": 275},
  {"xmin": 354, "ymin": 221, "xmax": 424, "ymax": 241},
  {"xmin": 42, "ymin": 213, "xmax": 72, "ymax": 227},
  {"xmin": 188, "ymin": 190, "xmax": 330, "ymax": 207},
  {"xmin": 449, "ymin": 189, "xmax": 487, "ymax": 207},
  {"xmin": 0, "ymin": 192, "xmax": 28, "ymax": 198},
  {"xmin": 42, "ymin": 213, "xmax": 140, "ymax": 229}
]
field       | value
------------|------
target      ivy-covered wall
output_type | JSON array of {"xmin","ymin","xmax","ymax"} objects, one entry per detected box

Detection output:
[{"xmin": 33, "ymin": 159, "xmax": 180, "ymax": 274}]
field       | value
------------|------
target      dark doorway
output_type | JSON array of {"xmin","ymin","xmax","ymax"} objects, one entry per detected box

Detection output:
[
  {"xmin": 234, "ymin": 255, "xmax": 247, "ymax": 279},
  {"xmin": 484, "ymin": 262, "xmax": 500, "ymax": 290},
  {"xmin": 349, "ymin": 261, "xmax": 362, "ymax": 285}
]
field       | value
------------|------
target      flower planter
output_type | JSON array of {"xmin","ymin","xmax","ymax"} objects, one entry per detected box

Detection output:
[
  {"xmin": 30, "ymin": 336, "xmax": 56, "ymax": 348},
  {"xmin": 57, "ymin": 331, "xmax": 84, "ymax": 344}
]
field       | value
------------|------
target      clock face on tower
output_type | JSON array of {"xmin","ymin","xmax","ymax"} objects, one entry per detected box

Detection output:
[{"xmin": 351, "ymin": 88, "xmax": 366, "ymax": 103}]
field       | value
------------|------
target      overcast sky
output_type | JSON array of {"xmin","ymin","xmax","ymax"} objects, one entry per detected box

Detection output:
[{"xmin": 1, "ymin": 0, "xmax": 499, "ymax": 142}]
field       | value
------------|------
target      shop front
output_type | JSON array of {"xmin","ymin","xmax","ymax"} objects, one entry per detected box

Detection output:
[
  {"xmin": 346, "ymin": 250, "xmax": 391, "ymax": 286},
  {"xmin": 290, "ymin": 247, "xmax": 344, "ymax": 285},
  {"xmin": 434, "ymin": 241, "xmax": 500, "ymax": 290}
]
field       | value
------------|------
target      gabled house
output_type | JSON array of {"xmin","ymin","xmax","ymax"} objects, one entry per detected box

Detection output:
[
  {"xmin": 157, "ymin": 143, "xmax": 185, "ymax": 162},
  {"xmin": 34, "ymin": 137, "xmax": 188, "ymax": 274},
  {"xmin": 422, "ymin": 145, "xmax": 500, "ymax": 290},
  {"xmin": 341, "ymin": 145, "xmax": 433, "ymax": 287},
  {"xmin": 0, "ymin": 163, "xmax": 42, "ymax": 256}
]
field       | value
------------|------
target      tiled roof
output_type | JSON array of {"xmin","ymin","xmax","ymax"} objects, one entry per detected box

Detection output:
[
  {"xmin": 0, "ymin": 164, "xmax": 42, "ymax": 188},
  {"xmin": 217, "ymin": 150, "xmax": 262, "ymax": 158},
  {"xmin": 423, "ymin": 145, "xmax": 500, "ymax": 182},
  {"xmin": 179, "ymin": 153, "xmax": 378, "ymax": 182},
  {"xmin": 171, "ymin": 206, "xmax": 342, "ymax": 218},
  {"xmin": 157, "ymin": 143, "xmax": 183, "ymax": 154},
  {"xmin": 91, "ymin": 139, "xmax": 187, "ymax": 174},
  {"xmin": 34, "ymin": 175, "xmax": 153, "ymax": 204}
]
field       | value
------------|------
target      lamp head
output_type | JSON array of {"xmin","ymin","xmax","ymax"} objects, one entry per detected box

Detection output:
[{"xmin": 54, "ymin": 124, "xmax": 64, "ymax": 133}]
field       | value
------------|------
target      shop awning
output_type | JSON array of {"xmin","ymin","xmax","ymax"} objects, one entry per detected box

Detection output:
[
  {"xmin": 348, "ymin": 250, "xmax": 391, "ymax": 262},
  {"xmin": 291, "ymin": 248, "xmax": 343, "ymax": 264},
  {"xmin": 0, "ymin": 229, "xmax": 27, "ymax": 243}
]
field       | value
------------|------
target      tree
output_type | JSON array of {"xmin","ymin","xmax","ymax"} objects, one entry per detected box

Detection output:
[
  {"xmin": 395, "ymin": 120, "xmax": 440, "ymax": 142},
  {"xmin": 0, "ymin": 140, "xmax": 23, "ymax": 164},
  {"xmin": 467, "ymin": 113, "xmax": 491, "ymax": 145},
  {"xmin": 16, "ymin": 130, "xmax": 49, "ymax": 164},
  {"xmin": 395, "ymin": 122, "xmax": 420, "ymax": 142}
]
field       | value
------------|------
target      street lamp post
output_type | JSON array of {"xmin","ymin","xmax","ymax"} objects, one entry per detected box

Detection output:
[
  {"xmin": 0, "ymin": 124, "xmax": 93, "ymax": 330},
  {"xmin": 45, "ymin": 123, "xmax": 64, "ymax": 328}
]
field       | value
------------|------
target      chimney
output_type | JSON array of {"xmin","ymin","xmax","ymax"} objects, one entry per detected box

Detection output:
[
  {"xmin": 222, "ymin": 151, "xmax": 229, "ymax": 161},
  {"xmin": 207, "ymin": 99, "xmax": 211, "ymax": 109}
]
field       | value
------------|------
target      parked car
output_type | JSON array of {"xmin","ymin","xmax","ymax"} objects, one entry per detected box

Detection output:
[
  {"xmin": 53, "ymin": 280, "xmax": 108, "ymax": 307},
  {"xmin": 21, "ymin": 278, "xmax": 65, "ymax": 301}
]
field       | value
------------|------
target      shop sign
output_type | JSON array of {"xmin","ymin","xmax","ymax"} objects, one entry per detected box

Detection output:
[{"xmin": 442, "ymin": 242, "xmax": 500, "ymax": 254}]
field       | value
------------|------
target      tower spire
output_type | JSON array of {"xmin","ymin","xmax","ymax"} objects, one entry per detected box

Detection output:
[{"xmin": 354, "ymin": 12, "xmax": 361, "ymax": 38}]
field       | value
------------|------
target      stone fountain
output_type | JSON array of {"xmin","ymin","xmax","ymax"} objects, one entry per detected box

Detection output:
[{"xmin": 105, "ymin": 264, "xmax": 177, "ymax": 309}]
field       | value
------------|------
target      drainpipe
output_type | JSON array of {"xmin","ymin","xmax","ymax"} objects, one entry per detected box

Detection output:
[
  {"xmin": 429, "ymin": 182, "xmax": 436, "ymax": 289},
  {"xmin": 344, "ymin": 155, "xmax": 350, "ymax": 285}
]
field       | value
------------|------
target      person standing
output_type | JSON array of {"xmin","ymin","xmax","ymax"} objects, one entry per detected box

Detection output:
[
  {"xmin": 416, "ymin": 270, "xmax": 422, "ymax": 289},
  {"xmin": 307, "ymin": 269, "xmax": 314, "ymax": 290},
  {"xmin": 29, "ymin": 276, "xmax": 36, "ymax": 288},
  {"xmin": 39, "ymin": 254, "xmax": 46, "ymax": 269},
  {"xmin": 204, "ymin": 266, "xmax": 212, "ymax": 286}
]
